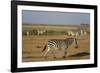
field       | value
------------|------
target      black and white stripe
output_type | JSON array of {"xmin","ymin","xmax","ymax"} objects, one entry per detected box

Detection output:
[{"xmin": 42, "ymin": 38, "xmax": 78, "ymax": 58}]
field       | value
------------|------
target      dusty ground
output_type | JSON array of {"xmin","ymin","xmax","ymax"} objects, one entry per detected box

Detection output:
[{"xmin": 22, "ymin": 35, "xmax": 90, "ymax": 62}]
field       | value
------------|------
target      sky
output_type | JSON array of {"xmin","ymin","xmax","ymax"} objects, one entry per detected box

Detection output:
[{"xmin": 22, "ymin": 10, "xmax": 90, "ymax": 25}]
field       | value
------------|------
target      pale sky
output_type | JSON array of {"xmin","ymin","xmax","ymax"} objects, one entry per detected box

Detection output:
[{"xmin": 22, "ymin": 10, "xmax": 90, "ymax": 25}]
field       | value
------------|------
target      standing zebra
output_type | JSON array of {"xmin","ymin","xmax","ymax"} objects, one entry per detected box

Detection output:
[{"xmin": 42, "ymin": 38, "xmax": 78, "ymax": 58}]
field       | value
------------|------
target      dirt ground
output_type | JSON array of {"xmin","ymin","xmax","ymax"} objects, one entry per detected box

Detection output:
[{"xmin": 22, "ymin": 35, "xmax": 90, "ymax": 62}]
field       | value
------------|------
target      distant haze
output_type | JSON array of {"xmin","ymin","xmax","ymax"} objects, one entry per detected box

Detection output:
[{"xmin": 22, "ymin": 10, "xmax": 90, "ymax": 25}]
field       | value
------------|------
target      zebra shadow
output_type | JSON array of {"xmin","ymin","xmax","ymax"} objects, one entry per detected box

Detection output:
[
  {"xmin": 68, "ymin": 52, "xmax": 90, "ymax": 57},
  {"xmin": 23, "ymin": 52, "xmax": 90, "ymax": 59}
]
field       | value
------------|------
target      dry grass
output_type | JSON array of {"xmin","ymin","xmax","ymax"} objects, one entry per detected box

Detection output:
[{"xmin": 22, "ymin": 35, "xmax": 90, "ymax": 62}]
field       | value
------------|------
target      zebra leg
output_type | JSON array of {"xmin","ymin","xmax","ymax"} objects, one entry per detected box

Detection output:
[
  {"xmin": 43, "ymin": 48, "xmax": 50, "ymax": 59},
  {"xmin": 63, "ymin": 48, "xmax": 67, "ymax": 58},
  {"xmin": 52, "ymin": 49, "xmax": 56, "ymax": 59}
]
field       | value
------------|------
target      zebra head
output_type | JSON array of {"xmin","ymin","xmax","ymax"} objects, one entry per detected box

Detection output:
[{"xmin": 66, "ymin": 38, "xmax": 78, "ymax": 48}]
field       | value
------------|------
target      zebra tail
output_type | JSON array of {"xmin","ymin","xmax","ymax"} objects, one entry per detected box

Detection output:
[{"xmin": 42, "ymin": 45, "xmax": 47, "ymax": 52}]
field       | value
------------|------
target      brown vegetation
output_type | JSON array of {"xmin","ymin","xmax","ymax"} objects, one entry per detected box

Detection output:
[{"xmin": 22, "ymin": 35, "xmax": 90, "ymax": 62}]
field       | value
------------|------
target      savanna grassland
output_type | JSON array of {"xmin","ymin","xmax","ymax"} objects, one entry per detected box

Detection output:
[{"xmin": 22, "ymin": 24, "xmax": 90, "ymax": 62}]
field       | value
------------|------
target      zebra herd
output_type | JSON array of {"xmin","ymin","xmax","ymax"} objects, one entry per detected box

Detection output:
[
  {"xmin": 42, "ymin": 37, "xmax": 78, "ymax": 58},
  {"xmin": 66, "ymin": 30, "xmax": 88, "ymax": 37},
  {"xmin": 25, "ymin": 29, "xmax": 88, "ymax": 59},
  {"xmin": 25, "ymin": 29, "xmax": 88, "ymax": 36}
]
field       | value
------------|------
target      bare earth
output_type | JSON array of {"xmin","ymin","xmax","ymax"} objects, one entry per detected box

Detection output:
[{"xmin": 22, "ymin": 35, "xmax": 90, "ymax": 62}]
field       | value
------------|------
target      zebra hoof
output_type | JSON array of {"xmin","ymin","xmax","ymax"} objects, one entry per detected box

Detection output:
[
  {"xmin": 53, "ymin": 56, "xmax": 56, "ymax": 59},
  {"xmin": 44, "ymin": 56, "xmax": 47, "ymax": 59},
  {"xmin": 63, "ymin": 56, "xmax": 66, "ymax": 58}
]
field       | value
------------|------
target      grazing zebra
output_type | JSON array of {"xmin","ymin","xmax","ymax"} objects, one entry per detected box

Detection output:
[
  {"xmin": 42, "ymin": 38, "xmax": 78, "ymax": 58},
  {"xmin": 37, "ymin": 30, "xmax": 46, "ymax": 35}
]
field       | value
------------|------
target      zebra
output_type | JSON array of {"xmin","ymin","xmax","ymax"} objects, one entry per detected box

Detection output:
[
  {"xmin": 37, "ymin": 30, "xmax": 46, "ymax": 35},
  {"xmin": 42, "ymin": 38, "xmax": 78, "ymax": 58}
]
